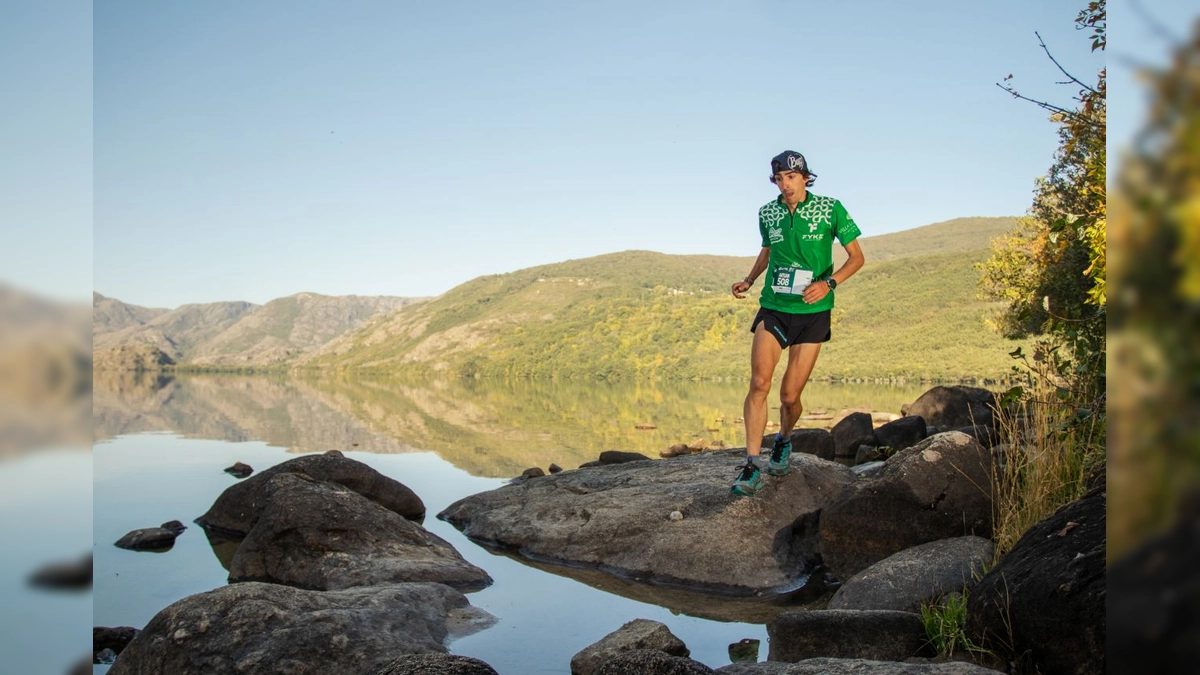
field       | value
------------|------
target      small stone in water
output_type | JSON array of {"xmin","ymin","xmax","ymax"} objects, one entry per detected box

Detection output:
[{"xmin": 728, "ymin": 638, "xmax": 760, "ymax": 663}]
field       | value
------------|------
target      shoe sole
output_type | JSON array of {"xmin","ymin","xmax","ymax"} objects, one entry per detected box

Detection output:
[
  {"xmin": 766, "ymin": 466, "xmax": 789, "ymax": 476},
  {"xmin": 730, "ymin": 486, "xmax": 758, "ymax": 496}
]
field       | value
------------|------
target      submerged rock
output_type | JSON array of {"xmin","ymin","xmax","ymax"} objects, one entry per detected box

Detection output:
[
  {"xmin": 114, "ymin": 521, "xmax": 186, "ymax": 551},
  {"xmin": 223, "ymin": 462, "xmax": 253, "ymax": 479}
]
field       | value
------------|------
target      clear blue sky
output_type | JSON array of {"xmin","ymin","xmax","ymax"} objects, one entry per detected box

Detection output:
[{"xmin": 5, "ymin": 1, "xmax": 1167, "ymax": 308}]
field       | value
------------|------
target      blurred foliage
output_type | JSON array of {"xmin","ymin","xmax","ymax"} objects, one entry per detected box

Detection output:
[
  {"xmin": 1108, "ymin": 14, "xmax": 1200, "ymax": 558},
  {"xmin": 980, "ymin": 1, "xmax": 1106, "ymax": 402}
]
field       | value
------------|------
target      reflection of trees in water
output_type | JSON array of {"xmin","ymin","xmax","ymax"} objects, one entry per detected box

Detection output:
[{"xmin": 92, "ymin": 372, "xmax": 933, "ymax": 479}]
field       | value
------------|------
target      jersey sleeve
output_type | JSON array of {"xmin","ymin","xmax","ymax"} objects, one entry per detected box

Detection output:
[
  {"xmin": 833, "ymin": 200, "xmax": 862, "ymax": 246},
  {"xmin": 759, "ymin": 209, "xmax": 770, "ymax": 248}
]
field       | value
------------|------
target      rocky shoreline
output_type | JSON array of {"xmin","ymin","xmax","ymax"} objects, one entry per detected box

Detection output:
[{"xmin": 99, "ymin": 385, "xmax": 1104, "ymax": 674}]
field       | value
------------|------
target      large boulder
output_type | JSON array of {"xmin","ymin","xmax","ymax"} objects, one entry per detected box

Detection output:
[
  {"xmin": 818, "ymin": 432, "xmax": 995, "ymax": 581},
  {"xmin": 439, "ymin": 450, "xmax": 855, "ymax": 595},
  {"xmin": 902, "ymin": 387, "xmax": 996, "ymax": 430},
  {"xmin": 828, "ymin": 536, "xmax": 994, "ymax": 612},
  {"xmin": 108, "ymin": 582, "xmax": 486, "ymax": 675},
  {"xmin": 196, "ymin": 451, "xmax": 424, "ymax": 536},
  {"xmin": 594, "ymin": 649, "xmax": 715, "ymax": 675},
  {"xmin": 832, "ymin": 413, "xmax": 877, "ymax": 459},
  {"xmin": 873, "ymin": 416, "xmax": 927, "ymax": 453},
  {"xmin": 571, "ymin": 619, "xmax": 690, "ymax": 675},
  {"xmin": 967, "ymin": 486, "xmax": 1105, "ymax": 675},
  {"xmin": 761, "ymin": 429, "xmax": 836, "ymax": 462},
  {"xmin": 369, "ymin": 654, "xmax": 499, "ymax": 675},
  {"xmin": 767, "ymin": 610, "xmax": 929, "ymax": 662},
  {"xmin": 1108, "ymin": 493, "xmax": 1200, "ymax": 674},
  {"xmin": 228, "ymin": 473, "xmax": 491, "ymax": 591},
  {"xmin": 715, "ymin": 659, "xmax": 1005, "ymax": 673}
]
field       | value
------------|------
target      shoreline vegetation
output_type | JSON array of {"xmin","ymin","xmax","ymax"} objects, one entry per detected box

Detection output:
[{"xmin": 139, "ymin": 364, "xmax": 1020, "ymax": 386}]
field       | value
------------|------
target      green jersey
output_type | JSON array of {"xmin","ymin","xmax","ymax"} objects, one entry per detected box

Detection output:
[{"xmin": 757, "ymin": 192, "xmax": 861, "ymax": 314}]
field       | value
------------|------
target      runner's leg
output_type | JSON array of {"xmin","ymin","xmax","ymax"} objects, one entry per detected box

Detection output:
[
  {"xmin": 779, "ymin": 342, "xmax": 822, "ymax": 436},
  {"xmin": 744, "ymin": 323, "xmax": 783, "ymax": 458}
]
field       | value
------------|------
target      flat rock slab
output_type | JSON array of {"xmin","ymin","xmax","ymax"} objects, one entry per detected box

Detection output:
[
  {"xmin": 716, "ymin": 659, "xmax": 1006, "ymax": 674},
  {"xmin": 196, "ymin": 451, "xmax": 424, "ymax": 537},
  {"xmin": 108, "ymin": 581, "xmax": 485, "ymax": 675},
  {"xmin": 439, "ymin": 450, "xmax": 854, "ymax": 595},
  {"xmin": 229, "ymin": 473, "xmax": 492, "ymax": 591}
]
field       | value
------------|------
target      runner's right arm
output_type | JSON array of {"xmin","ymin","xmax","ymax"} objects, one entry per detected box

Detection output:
[{"xmin": 732, "ymin": 247, "xmax": 771, "ymax": 299}]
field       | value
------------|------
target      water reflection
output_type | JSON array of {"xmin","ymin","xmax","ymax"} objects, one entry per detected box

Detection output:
[
  {"xmin": 484, "ymin": 547, "xmax": 832, "ymax": 624},
  {"xmin": 93, "ymin": 371, "xmax": 933, "ymax": 479}
]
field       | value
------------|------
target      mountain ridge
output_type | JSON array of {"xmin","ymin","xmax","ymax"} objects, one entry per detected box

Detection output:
[{"xmin": 95, "ymin": 216, "xmax": 1022, "ymax": 379}]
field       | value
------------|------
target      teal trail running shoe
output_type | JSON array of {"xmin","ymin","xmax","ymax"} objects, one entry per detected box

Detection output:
[
  {"xmin": 730, "ymin": 460, "xmax": 764, "ymax": 497},
  {"xmin": 767, "ymin": 433, "xmax": 792, "ymax": 476}
]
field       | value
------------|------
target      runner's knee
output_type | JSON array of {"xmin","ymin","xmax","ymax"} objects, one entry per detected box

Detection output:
[
  {"xmin": 749, "ymin": 374, "xmax": 772, "ymax": 396},
  {"xmin": 780, "ymin": 389, "xmax": 801, "ymax": 408}
]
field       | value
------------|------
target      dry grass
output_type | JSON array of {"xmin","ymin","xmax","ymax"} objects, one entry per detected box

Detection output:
[{"xmin": 990, "ymin": 379, "xmax": 1105, "ymax": 561}]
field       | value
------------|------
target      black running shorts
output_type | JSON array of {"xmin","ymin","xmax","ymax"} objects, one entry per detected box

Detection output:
[{"xmin": 750, "ymin": 308, "xmax": 832, "ymax": 348}]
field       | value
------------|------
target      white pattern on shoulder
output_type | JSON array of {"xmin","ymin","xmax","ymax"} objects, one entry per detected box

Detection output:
[{"xmin": 796, "ymin": 195, "xmax": 835, "ymax": 227}]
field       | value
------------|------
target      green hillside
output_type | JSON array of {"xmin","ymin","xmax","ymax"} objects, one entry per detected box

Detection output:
[
  {"xmin": 840, "ymin": 216, "xmax": 1018, "ymax": 264},
  {"xmin": 309, "ymin": 229, "xmax": 1026, "ymax": 381}
]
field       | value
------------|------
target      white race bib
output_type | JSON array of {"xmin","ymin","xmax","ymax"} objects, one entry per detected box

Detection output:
[{"xmin": 771, "ymin": 266, "xmax": 813, "ymax": 295}]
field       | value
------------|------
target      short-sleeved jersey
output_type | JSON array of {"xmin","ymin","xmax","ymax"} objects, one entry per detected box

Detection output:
[{"xmin": 757, "ymin": 192, "xmax": 861, "ymax": 314}]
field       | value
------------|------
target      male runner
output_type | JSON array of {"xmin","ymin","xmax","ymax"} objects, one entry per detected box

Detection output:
[{"xmin": 729, "ymin": 150, "xmax": 865, "ymax": 496}]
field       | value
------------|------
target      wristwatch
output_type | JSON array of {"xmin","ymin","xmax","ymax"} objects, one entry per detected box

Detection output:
[{"xmin": 825, "ymin": 278, "xmax": 837, "ymax": 291}]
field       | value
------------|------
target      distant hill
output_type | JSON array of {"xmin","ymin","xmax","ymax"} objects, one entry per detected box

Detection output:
[
  {"xmin": 93, "ymin": 292, "xmax": 169, "ymax": 335},
  {"xmin": 94, "ymin": 294, "xmax": 258, "ymax": 359},
  {"xmin": 93, "ymin": 292, "xmax": 427, "ymax": 370},
  {"xmin": 835, "ymin": 216, "xmax": 1019, "ymax": 265},
  {"xmin": 95, "ymin": 216, "xmax": 1024, "ymax": 380},
  {"xmin": 307, "ymin": 216, "xmax": 1025, "ymax": 381}
]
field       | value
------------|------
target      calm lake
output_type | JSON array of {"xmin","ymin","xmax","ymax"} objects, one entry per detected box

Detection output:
[{"xmin": 92, "ymin": 372, "xmax": 936, "ymax": 674}]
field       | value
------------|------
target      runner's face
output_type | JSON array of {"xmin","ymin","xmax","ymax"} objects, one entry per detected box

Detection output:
[{"xmin": 771, "ymin": 170, "xmax": 807, "ymax": 202}]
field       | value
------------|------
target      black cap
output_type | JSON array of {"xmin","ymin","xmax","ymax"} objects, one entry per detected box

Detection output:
[{"xmin": 770, "ymin": 150, "xmax": 814, "ymax": 176}]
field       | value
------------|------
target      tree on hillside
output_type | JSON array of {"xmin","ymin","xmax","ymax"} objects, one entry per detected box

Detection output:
[{"xmin": 978, "ymin": 0, "xmax": 1106, "ymax": 398}]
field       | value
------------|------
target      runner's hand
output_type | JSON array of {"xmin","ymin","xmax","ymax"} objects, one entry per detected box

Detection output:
[
  {"xmin": 732, "ymin": 280, "xmax": 751, "ymax": 299},
  {"xmin": 802, "ymin": 280, "xmax": 830, "ymax": 304}
]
